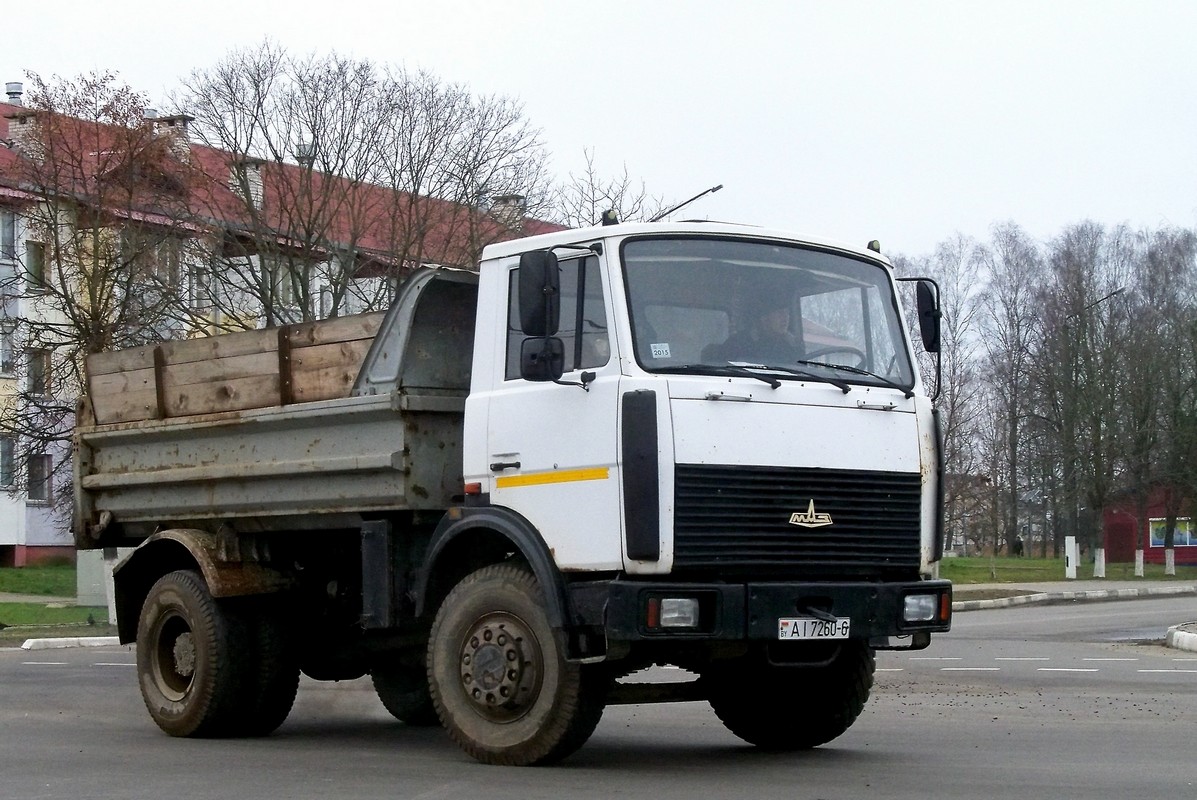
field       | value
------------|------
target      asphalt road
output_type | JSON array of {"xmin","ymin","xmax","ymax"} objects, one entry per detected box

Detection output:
[{"xmin": 2, "ymin": 597, "xmax": 1194, "ymax": 800}]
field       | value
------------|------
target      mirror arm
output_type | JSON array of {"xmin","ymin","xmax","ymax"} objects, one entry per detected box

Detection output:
[{"xmin": 554, "ymin": 371, "xmax": 595, "ymax": 392}]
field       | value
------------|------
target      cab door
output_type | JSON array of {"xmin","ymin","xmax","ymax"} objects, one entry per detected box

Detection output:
[{"xmin": 485, "ymin": 254, "xmax": 623, "ymax": 571}]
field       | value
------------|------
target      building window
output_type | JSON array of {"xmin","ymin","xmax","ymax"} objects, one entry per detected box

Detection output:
[
  {"xmin": 0, "ymin": 436, "xmax": 13, "ymax": 487},
  {"xmin": 1, "ymin": 327, "xmax": 14, "ymax": 375},
  {"xmin": 25, "ymin": 241, "xmax": 47, "ymax": 289},
  {"xmin": 266, "ymin": 255, "xmax": 304, "ymax": 310},
  {"xmin": 188, "ymin": 264, "xmax": 211, "ymax": 311},
  {"xmin": 1, "ymin": 209, "xmax": 15, "ymax": 260},
  {"xmin": 27, "ymin": 453, "xmax": 52, "ymax": 502},
  {"xmin": 122, "ymin": 228, "xmax": 181, "ymax": 287},
  {"xmin": 27, "ymin": 349, "xmax": 50, "ymax": 395}
]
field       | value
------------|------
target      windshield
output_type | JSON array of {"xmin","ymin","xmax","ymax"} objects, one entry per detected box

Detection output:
[{"xmin": 621, "ymin": 236, "xmax": 915, "ymax": 389}]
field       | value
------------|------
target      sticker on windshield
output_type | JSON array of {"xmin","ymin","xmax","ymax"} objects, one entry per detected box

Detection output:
[{"xmin": 650, "ymin": 343, "xmax": 672, "ymax": 359}]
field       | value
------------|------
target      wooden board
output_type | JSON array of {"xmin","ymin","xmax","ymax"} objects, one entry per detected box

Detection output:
[{"xmin": 86, "ymin": 312, "xmax": 387, "ymax": 425}]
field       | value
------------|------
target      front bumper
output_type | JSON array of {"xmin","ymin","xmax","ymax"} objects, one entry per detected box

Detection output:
[{"xmin": 593, "ymin": 579, "xmax": 952, "ymax": 646}]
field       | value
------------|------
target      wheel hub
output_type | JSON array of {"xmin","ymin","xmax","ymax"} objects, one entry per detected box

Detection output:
[
  {"xmin": 172, "ymin": 632, "xmax": 196, "ymax": 678},
  {"xmin": 459, "ymin": 615, "xmax": 542, "ymax": 721}
]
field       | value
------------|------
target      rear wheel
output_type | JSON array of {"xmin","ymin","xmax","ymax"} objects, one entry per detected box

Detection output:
[
  {"xmin": 428, "ymin": 564, "xmax": 609, "ymax": 765},
  {"xmin": 136, "ymin": 570, "xmax": 252, "ymax": 737},
  {"xmin": 704, "ymin": 641, "xmax": 875, "ymax": 750},
  {"xmin": 234, "ymin": 601, "xmax": 300, "ymax": 736},
  {"xmin": 372, "ymin": 661, "xmax": 438, "ymax": 726}
]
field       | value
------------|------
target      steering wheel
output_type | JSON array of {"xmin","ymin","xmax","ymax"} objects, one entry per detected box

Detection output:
[{"xmin": 803, "ymin": 345, "xmax": 867, "ymax": 368}]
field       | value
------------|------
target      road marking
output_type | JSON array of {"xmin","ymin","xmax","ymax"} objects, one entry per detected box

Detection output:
[
  {"xmin": 911, "ymin": 657, "xmax": 962, "ymax": 661},
  {"xmin": 94, "ymin": 662, "xmax": 136, "ymax": 667},
  {"xmin": 1037, "ymin": 668, "xmax": 1099, "ymax": 673},
  {"xmin": 995, "ymin": 657, "xmax": 1050, "ymax": 661},
  {"xmin": 941, "ymin": 667, "xmax": 1000, "ymax": 672},
  {"xmin": 876, "ymin": 668, "xmax": 905, "ymax": 672},
  {"xmin": 1083, "ymin": 658, "xmax": 1138, "ymax": 662},
  {"xmin": 1138, "ymin": 669, "xmax": 1197, "ymax": 674},
  {"xmin": 22, "ymin": 661, "xmax": 67, "ymax": 666}
]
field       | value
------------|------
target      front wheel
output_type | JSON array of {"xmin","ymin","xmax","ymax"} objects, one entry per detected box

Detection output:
[
  {"xmin": 704, "ymin": 640, "xmax": 875, "ymax": 750},
  {"xmin": 427, "ymin": 564, "xmax": 609, "ymax": 765},
  {"xmin": 135, "ymin": 569, "xmax": 252, "ymax": 737}
]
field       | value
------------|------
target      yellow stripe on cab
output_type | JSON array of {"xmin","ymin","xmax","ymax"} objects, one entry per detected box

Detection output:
[{"xmin": 495, "ymin": 467, "xmax": 610, "ymax": 489}]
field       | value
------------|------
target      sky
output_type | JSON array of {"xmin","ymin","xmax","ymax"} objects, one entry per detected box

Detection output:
[{"xmin": 4, "ymin": 0, "xmax": 1196, "ymax": 257}]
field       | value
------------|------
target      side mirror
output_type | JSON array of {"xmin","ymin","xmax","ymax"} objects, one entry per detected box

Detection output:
[
  {"xmin": 518, "ymin": 251, "xmax": 560, "ymax": 336},
  {"xmin": 916, "ymin": 280, "xmax": 941, "ymax": 353},
  {"xmin": 520, "ymin": 336, "xmax": 565, "ymax": 382}
]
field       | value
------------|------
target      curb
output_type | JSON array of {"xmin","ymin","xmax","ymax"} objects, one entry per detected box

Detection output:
[
  {"xmin": 21, "ymin": 636, "xmax": 121, "ymax": 651},
  {"xmin": 953, "ymin": 584, "xmax": 1197, "ymax": 613},
  {"xmin": 1165, "ymin": 623, "xmax": 1197, "ymax": 653}
]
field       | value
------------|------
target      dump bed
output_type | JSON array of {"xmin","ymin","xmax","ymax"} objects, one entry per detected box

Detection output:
[{"xmin": 74, "ymin": 270, "xmax": 479, "ymax": 544}]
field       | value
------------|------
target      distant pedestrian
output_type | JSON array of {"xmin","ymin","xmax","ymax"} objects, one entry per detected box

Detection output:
[{"xmin": 1013, "ymin": 536, "xmax": 1024, "ymax": 557}]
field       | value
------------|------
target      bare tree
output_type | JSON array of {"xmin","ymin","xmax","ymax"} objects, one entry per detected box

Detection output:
[
  {"xmin": 551, "ymin": 148, "xmax": 666, "ymax": 227},
  {"xmin": 978, "ymin": 222, "xmax": 1044, "ymax": 554},
  {"xmin": 1143, "ymin": 228, "xmax": 1197, "ymax": 572},
  {"xmin": 1, "ymin": 71, "xmax": 199, "ymax": 513},
  {"xmin": 1035, "ymin": 222, "xmax": 1133, "ymax": 562},
  {"xmin": 895, "ymin": 234, "xmax": 987, "ymax": 552},
  {"xmin": 175, "ymin": 42, "xmax": 555, "ymax": 328}
]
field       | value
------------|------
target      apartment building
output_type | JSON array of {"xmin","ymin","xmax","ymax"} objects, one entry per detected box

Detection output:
[{"xmin": 0, "ymin": 79, "xmax": 561, "ymax": 565}]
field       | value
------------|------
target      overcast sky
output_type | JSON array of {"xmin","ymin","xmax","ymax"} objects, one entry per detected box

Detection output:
[{"xmin": 5, "ymin": 0, "xmax": 1195, "ymax": 256}]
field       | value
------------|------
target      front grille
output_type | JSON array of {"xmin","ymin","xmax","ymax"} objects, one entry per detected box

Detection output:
[{"xmin": 673, "ymin": 464, "xmax": 922, "ymax": 579}]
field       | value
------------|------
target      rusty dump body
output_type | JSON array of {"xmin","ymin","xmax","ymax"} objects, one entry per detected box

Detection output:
[{"xmin": 73, "ymin": 269, "xmax": 480, "ymax": 546}]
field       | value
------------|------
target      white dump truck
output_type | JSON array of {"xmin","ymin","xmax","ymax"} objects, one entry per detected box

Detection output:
[{"xmin": 74, "ymin": 220, "xmax": 951, "ymax": 765}]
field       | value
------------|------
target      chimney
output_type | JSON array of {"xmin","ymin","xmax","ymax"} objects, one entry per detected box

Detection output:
[
  {"xmin": 232, "ymin": 156, "xmax": 265, "ymax": 210},
  {"xmin": 5, "ymin": 82, "xmax": 22, "ymax": 106},
  {"xmin": 490, "ymin": 194, "xmax": 526, "ymax": 232},
  {"xmin": 156, "ymin": 113, "xmax": 194, "ymax": 160},
  {"xmin": 6, "ymin": 110, "xmax": 41, "ymax": 159}
]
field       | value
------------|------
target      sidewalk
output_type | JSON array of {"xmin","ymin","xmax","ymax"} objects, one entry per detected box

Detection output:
[
  {"xmin": 952, "ymin": 578, "xmax": 1197, "ymax": 653},
  {"xmin": 0, "ymin": 593, "xmax": 77, "ymax": 605}
]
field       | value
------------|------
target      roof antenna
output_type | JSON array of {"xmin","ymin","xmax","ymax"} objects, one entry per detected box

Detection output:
[{"xmin": 649, "ymin": 184, "xmax": 723, "ymax": 223}]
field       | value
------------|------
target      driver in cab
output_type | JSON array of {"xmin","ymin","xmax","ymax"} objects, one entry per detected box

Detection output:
[{"xmin": 704, "ymin": 291, "xmax": 799, "ymax": 365}]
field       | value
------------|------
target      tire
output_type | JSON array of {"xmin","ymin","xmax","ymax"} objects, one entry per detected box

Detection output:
[
  {"xmin": 135, "ymin": 569, "xmax": 253, "ymax": 738},
  {"xmin": 235, "ymin": 602, "xmax": 300, "ymax": 736},
  {"xmin": 427, "ymin": 564, "xmax": 609, "ymax": 765},
  {"xmin": 372, "ymin": 661, "xmax": 439, "ymax": 727},
  {"xmin": 704, "ymin": 640, "xmax": 875, "ymax": 750}
]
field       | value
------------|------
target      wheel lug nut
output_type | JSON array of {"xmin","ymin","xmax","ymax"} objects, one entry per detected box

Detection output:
[{"xmin": 483, "ymin": 629, "xmax": 493, "ymax": 642}]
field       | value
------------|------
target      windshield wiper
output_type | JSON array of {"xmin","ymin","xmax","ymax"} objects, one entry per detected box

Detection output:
[
  {"xmin": 654, "ymin": 364, "xmax": 782, "ymax": 388},
  {"xmin": 795, "ymin": 360, "xmax": 914, "ymax": 399},
  {"xmin": 654, "ymin": 362, "xmax": 857, "ymax": 394},
  {"xmin": 733, "ymin": 362, "xmax": 851, "ymax": 394}
]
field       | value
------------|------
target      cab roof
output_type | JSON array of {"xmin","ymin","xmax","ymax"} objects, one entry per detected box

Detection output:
[{"xmin": 478, "ymin": 220, "xmax": 892, "ymax": 266}]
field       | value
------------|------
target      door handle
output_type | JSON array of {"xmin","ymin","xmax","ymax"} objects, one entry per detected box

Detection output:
[{"xmin": 490, "ymin": 461, "xmax": 521, "ymax": 472}]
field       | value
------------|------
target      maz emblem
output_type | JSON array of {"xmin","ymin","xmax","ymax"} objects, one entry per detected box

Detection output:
[{"xmin": 789, "ymin": 499, "xmax": 833, "ymax": 528}]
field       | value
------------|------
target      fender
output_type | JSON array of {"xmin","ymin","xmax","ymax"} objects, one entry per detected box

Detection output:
[
  {"xmin": 112, "ymin": 528, "xmax": 293, "ymax": 643},
  {"xmin": 414, "ymin": 506, "xmax": 570, "ymax": 630}
]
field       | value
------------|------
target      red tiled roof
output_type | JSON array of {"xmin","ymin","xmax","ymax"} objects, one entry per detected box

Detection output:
[{"xmin": 1, "ymin": 103, "xmax": 566, "ymax": 268}]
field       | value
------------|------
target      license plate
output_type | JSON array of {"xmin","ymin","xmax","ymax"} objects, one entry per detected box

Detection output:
[{"xmin": 777, "ymin": 617, "xmax": 851, "ymax": 640}]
